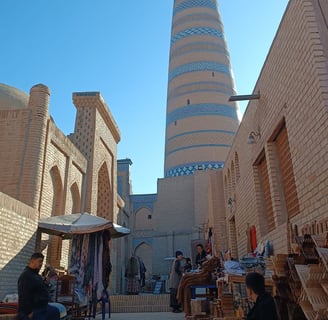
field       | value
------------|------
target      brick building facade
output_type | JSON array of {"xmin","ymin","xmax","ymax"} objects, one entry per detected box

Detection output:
[
  {"xmin": 0, "ymin": 83, "xmax": 125, "ymax": 297},
  {"xmin": 223, "ymin": 0, "xmax": 328, "ymax": 258}
]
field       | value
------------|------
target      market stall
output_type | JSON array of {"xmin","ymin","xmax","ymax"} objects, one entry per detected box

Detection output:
[{"xmin": 36, "ymin": 212, "xmax": 130, "ymax": 319}]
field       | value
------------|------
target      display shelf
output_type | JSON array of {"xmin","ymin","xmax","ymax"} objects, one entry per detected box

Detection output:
[
  {"xmin": 316, "ymin": 247, "xmax": 328, "ymax": 271},
  {"xmin": 295, "ymin": 235, "xmax": 319, "ymax": 263},
  {"xmin": 299, "ymin": 300, "xmax": 317, "ymax": 320},
  {"xmin": 295, "ymin": 264, "xmax": 328, "ymax": 312},
  {"xmin": 320, "ymin": 280, "xmax": 328, "ymax": 296}
]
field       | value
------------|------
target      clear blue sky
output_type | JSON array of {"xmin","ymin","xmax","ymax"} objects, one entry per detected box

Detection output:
[{"xmin": 1, "ymin": 1, "xmax": 288, "ymax": 194}]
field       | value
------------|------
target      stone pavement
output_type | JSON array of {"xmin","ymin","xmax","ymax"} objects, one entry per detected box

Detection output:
[{"xmin": 94, "ymin": 311, "xmax": 185, "ymax": 320}]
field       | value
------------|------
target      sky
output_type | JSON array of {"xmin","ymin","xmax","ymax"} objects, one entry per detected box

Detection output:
[{"xmin": 1, "ymin": 1, "xmax": 288, "ymax": 195}]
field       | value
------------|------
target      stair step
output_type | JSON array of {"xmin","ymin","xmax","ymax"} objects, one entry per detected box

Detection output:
[{"xmin": 110, "ymin": 294, "xmax": 171, "ymax": 313}]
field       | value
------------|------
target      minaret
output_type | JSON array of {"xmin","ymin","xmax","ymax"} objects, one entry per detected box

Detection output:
[{"xmin": 164, "ymin": 0, "xmax": 239, "ymax": 177}]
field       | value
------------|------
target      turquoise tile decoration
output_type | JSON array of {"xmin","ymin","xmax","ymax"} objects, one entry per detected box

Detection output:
[
  {"xmin": 173, "ymin": 0, "xmax": 217, "ymax": 17},
  {"xmin": 171, "ymin": 26, "xmax": 223, "ymax": 45},
  {"xmin": 165, "ymin": 161, "xmax": 224, "ymax": 177},
  {"xmin": 168, "ymin": 61, "xmax": 231, "ymax": 82},
  {"xmin": 166, "ymin": 103, "xmax": 237, "ymax": 125}
]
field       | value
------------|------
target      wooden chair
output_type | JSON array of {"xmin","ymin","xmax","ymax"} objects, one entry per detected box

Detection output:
[
  {"xmin": 55, "ymin": 274, "xmax": 87, "ymax": 320},
  {"xmin": 56, "ymin": 275, "xmax": 76, "ymax": 316}
]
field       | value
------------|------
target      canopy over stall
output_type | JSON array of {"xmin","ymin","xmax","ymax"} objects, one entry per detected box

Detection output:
[
  {"xmin": 37, "ymin": 212, "xmax": 130, "ymax": 239},
  {"xmin": 36, "ymin": 212, "xmax": 130, "ymax": 315}
]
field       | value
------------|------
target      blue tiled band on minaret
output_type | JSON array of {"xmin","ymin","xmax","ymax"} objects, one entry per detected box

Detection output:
[
  {"xmin": 172, "ymin": 13, "xmax": 222, "ymax": 29},
  {"xmin": 170, "ymin": 41, "xmax": 228, "ymax": 59},
  {"xmin": 169, "ymin": 61, "xmax": 231, "ymax": 82},
  {"xmin": 167, "ymin": 81, "xmax": 235, "ymax": 101},
  {"xmin": 165, "ymin": 161, "xmax": 224, "ymax": 177},
  {"xmin": 173, "ymin": 0, "xmax": 217, "ymax": 16},
  {"xmin": 171, "ymin": 27, "xmax": 222, "ymax": 45},
  {"xmin": 166, "ymin": 144, "xmax": 231, "ymax": 156},
  {"xmin": 166, "ymin": 103, "xmax": 237, "ymax": 126},
  {"xmin": 167, "ymin": 129, "xmax": 236, "ymax": 141}
]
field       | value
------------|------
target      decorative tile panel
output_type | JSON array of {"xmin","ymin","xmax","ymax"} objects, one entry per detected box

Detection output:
[
  {"xmin": 168, "ymin": 61, "xmax": 231, "ymax": 82},
  {"xmin": 172, "ymin": 12, "xmax": 221, "ymax": 29},
  {"xmin": 166, "ymin": 143, "xmax": 231, "ymax": 156},
  {"xmin": 170, "ymin": 41, "xmax": 228, "ymax": 59},
  {"xmin": 166, "ymin": 103, "xmax": 237, "ymax": 125},
  {"xmin": 173, "ymin": 0, "xmax": 217, "ymax": 17},
  {"xmin": 165, "ymin": 161, "xmax": 224, "ymax": 177},
  {"xmin": 167, "ymin": 81, "xmax": 234, "ymax": 101},
  {"xmin": 171, "ymin": 26, "xmax": 222, "ymax": 45},
  {"xmin": 166, "ymin": 129, "xmax": 236, "ymax": 141},
  {"xmin": 131, "ymin": 194, "xmax": 157, "ymax": 214}
]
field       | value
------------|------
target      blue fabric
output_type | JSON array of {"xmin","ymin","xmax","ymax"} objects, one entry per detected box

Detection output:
[
  {"xmin": 48, "ymin": 303, "xmax": 66, "ymax": 318},
  {"xmin": 21, "ymin": 304, "xmax": 60, "ymax": 320}
]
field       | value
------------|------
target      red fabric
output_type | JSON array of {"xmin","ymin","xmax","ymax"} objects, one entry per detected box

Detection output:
[
  {"xmin": 251, "ymin": 225, "xmax": 257, "ymax": 251},
  {"xmin": 206, "ymin": 238, "xmax": 212, "ymax": 255},
  {"xmin": 0, "ymin": 302, "xmax": 18, "ymax": 314}
]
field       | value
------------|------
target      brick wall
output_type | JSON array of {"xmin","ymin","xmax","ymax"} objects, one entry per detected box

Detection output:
[
  {"xmin": 0, "ymin": 192, "xmax": 38, "ymax": 299},
  {"xmin": 223, "ymin": 0, "xmax": 328, "ymax": 257}
]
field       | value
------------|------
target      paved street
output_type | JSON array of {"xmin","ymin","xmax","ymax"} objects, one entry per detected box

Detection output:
[{"xmin": 94, "ymin": 311, "xmax": 185, "ymax": 320}]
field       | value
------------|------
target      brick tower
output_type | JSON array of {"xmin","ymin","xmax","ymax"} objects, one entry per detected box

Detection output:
[{"xmin": 164, "ymin": 0, "xmax": 239, "ymax": 177}]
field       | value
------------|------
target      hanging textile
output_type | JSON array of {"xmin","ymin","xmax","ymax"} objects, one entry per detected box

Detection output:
[
  {"xmin": 250, "ymin": 225, "xmax": 257, "ymax": 252},
  {"xmin": 246, "ymin": 225, "xmax": 252, "ymax": 253},
  {"xmin": 70, "ymin": 230, "xmax": 111, "ymax": 304},
  {"xmin": 206, "ymin": 228, "xmax": 213, "ymax": 255}
]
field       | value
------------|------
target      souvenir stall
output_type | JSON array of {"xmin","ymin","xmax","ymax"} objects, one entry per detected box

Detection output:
[{"xmin": 36, "ymin": 212, "xmax": 130, "ymax": 319}]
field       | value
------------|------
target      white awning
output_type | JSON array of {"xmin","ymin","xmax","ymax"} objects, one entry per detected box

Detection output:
[{"xmin": 38, "ymin": 212, "xmax": 130, "ymax": 239}]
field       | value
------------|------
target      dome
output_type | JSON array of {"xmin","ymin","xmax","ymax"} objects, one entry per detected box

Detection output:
[{"xmin": 0, "ymin": 83, "xmax": 29, "ymax": 110}]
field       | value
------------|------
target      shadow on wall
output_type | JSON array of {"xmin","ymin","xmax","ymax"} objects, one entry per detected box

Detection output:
[{"xmin": 0, "ymin": 233, "xmax": 37, "ymax": 300}]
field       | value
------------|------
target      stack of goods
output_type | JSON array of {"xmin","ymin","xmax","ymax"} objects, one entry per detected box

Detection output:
[
  {"xmin": 210, "ymin": 300, "xmax": 222, "ymax": 318},
  {"xmin": 272, "ymin": 254, "xmax": 288, "ymax": 278},
  {"xmin": 190, "ymin": 299, "xmax": 206, "ymax": 316},
  {"xmin": 272, "ymin": 233, "xmax": 328, "ymax": 319},
  {"xmin": 264, "ymin": 257, "xmax": 274, "ymax": 278},
  {"xmin": 220, "ymin": 293, "xmax": 235, "ymax": 317}
]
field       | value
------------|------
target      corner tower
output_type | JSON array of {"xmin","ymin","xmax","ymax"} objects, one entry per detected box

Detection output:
[{"xmin": 164, "ymin": 0, "xmax": 239, "ymax": 177}]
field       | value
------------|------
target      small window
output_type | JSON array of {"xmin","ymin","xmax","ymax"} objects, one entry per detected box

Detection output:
[
  {"xmin": 174, "ymin": 120, "xmax": 177, "ymax": 126},
  {"xmin": 148, "ymin": 215, "xmax": 152, "ymax": 219},
  {"xmin": 212, "ymin": 72, "xmax": 215, "ymax": 77},
  {"xmin": 187, "ymin": 99, "xmax": 190, "ymax": 105}
]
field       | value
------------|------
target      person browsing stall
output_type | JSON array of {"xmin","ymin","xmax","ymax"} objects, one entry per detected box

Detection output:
[
  {"xmin": 183, "ymin": 257, "xmax": 192, "ymax": 273},
  {"xmin": 168, "ymin": 250, "xmax": 184, "ymax": 313}
]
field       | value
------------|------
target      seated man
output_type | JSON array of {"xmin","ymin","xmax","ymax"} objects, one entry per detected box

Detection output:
[
  {"xmin": 18, "ymin": 252, "xmax": 60, "ymax": 320},
  {"xmin": 223, "ymin": 250, "xmax": 245, "ymax": 275}
]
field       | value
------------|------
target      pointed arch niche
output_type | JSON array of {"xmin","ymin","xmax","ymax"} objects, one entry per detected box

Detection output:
[
  {"xmin": 48, "ymin": 166, "xmax": 64, "ymax": 268},
  {"xmin": 134, "ymin": 242, "xmax": 153, "ymax": 279},
  {"xmin": 135, "ymin": 207, "xmax": 153, "ymax": 230},
  {"xmin": 97, "ymin": 162, "xmax": 113, "ymax": 221},
  {"xmin": 234, "ymin": 152, "xmax": 240, "ymax": 182},
  {"xmin": 70, "ymin": 182, "xmax": 81, "ymax": 214}
]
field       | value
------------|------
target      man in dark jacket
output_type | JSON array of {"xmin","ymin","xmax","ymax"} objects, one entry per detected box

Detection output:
[
  {"xmin": 18, "ymin": 252, "xmax": 60, "ymax": 320},
  {"xmin": 245, "ymin": 272, "xmax": 279, "ymax": 320}
]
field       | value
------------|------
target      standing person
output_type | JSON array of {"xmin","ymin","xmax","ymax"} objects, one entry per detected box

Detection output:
[
  {"xmin": 245, "ymin": 272, "xmax": 279, "ymax": 320},
  {"xmin": 17, "ymin": 252, "xmax": 60, "ymax": 320},
  {"xmin": 184, "ymin": 257, "xmax": 192, "ymax": 273},
  {"xmin": 195, "ymin": 244, "xmax": 207, "ymax": 268},
  {"xmin": 168, "ymin": 250, "xmax": 184, "ymax": 313},
  {"xmin": 125, "ymin": 256, "xmax": 140, "ymax": 295}
]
